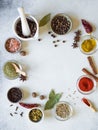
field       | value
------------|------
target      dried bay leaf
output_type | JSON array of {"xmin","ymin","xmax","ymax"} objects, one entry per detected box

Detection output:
[
  {"xmin": 44, "ymin": 92, "xmax": 62, "ymax": 110},
  {"xmin": 39, "ymin": 13, "xmax": 51, "ymax": 27},
  {"xmin": 49, "ymin": 89, "xmax": 55, "ymax": 99}
]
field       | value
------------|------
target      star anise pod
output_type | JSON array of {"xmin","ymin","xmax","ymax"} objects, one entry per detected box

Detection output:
[
  {"xmin": 75, "ymin": 30, "xmax": 81, "ymax": 36},
  {"xmin": 72, "ymin": 42, "xmax": 78, "ymax": 48},
  {"xmin": 19, "ymin": 74, "xmax": 27, "ymax": 81}
]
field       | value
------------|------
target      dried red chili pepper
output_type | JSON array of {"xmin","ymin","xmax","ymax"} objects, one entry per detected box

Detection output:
[
  {"xmin": 19, "ymin": 102, "xmax": 41, "ymax": 109},
  {"xmin": 82, "ymin": 98, "xmax": 90, "ymax": 106},
  {"xmin": 81, "ymin": 19, "xmax": 93, "ymax": 33}
]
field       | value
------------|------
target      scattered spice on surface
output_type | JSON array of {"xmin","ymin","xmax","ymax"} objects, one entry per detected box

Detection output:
[
  {"xmin": 20, "ymin": 112, "xmax": 24, "ymax": 117},
  {"xmin": 72, "ymin": 30, "xmax": 81, "ymax": 48},
  {"xmin": 38, "ymin": 38, "xmax": 42, "ymax": 41},
  {"xmin": 54, "ymin": 44, "xmax": 58, "ymax": 47},
  {"xmin": 10, "ymin": 104, "xmax": 13, "ymax": 107},
  {"xmin": 51, "ymin": 34, "xmax": 57, "ymax": 38},
  {"xmin": 53, "ymin": 41, "xmax": 56, "ymax": 43},
  {"xmin": 32, "ymin": 92, "xmax": 38, "ymax": 97},
  {"xmin": 15, "ymin": 106, "xmax": 19, "ymax": 111},
  {"xmin": 14, "ymin": 112, "xmax": 18, "ymax": 114},
  {"xmin": 48, "ymin": 31, "xmax": 52, "ymax": 34},
  {"xmin": 57, "ymin": 40, "xmax": 60, "ymax": 42},
  {"xmin": 20, "ymin": 51, "xmax": 26, "ymax": 56},
  {"xmin": 10, "ymin": 113, "xmax": 13, "ymax": 117},
  {"xmin": 62, "ymin": 40, "xmax": 66, "ymax": 43},
  {"xmin": 19, "ymin": 74, "xmax": 27, "ymax": 81}
]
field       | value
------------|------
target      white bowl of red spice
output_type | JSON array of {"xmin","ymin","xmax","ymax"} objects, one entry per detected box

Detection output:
[
  {"xmin": 79, "ymin": 35, "xmax": 98, "ymax": 55},
  {"xmin": 5, "ymin": 37, "xmax": 22, "ymax": 53},
  {"xmin": 77, "ymin": 75, "xmax": 96, "ymax": 94},
  {"xmin": 13, "ymin": 15, "xmax": 39, "ymax": 41},
  {"xmin": 51, "ymin": 13, "xmax": 72, "ymax": 35},
  {"xmin": 53, "ymin": 101, "xmax": 73, "ymax": 121}
]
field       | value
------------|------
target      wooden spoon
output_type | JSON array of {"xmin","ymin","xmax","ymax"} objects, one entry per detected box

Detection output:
[{"xmin": 12, "ymin": 63, "xmax": 26, "ymax": 76}]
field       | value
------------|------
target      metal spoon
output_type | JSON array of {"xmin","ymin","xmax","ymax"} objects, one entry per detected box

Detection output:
[{"xmin": 12, "ymin": 63, "xmax": 26, "ymax": 76}]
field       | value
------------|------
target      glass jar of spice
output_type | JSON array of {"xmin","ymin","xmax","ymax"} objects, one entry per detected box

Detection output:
[{"xmin": 53, "ymin": 101, "xmax": 73, "ymax": 121}]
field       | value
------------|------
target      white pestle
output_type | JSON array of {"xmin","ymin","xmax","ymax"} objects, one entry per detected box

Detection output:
[{"xmin": 17, "ymin": 7, "xmax": 31, "ymax": 36}]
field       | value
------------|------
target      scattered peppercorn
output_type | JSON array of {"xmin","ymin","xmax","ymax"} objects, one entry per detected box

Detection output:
[
  {"xmin": 48, "ymin": 31, "xmax": 52, "ymax": 34},
  {"xmin": 51, "ymin": 34, "xmax": 56, "ymax": 38},
  {"xmin": 40, "ymin": 95, "xmax": 45, "ymax": 100},
  {"xmin": 54, "ymin": 44, "xmax": 58, "ymax": 47},
  {"xmin": 57, "ymin": 40, "xmax": 60, "ymax": 42},
  {"xmin": 32, "ymin": 92, "xmax": 37, "ymax": 97},
  {"xmin": 38, "ymin": 38, "xmax": 42, "ymax": 41},
  {"xmin": 62, "ymin": 40, "xmax": 66, "ymax": 43},
  {"xmin": 20, "ymin": 51, "xmax": 26, "ymax": 56}
]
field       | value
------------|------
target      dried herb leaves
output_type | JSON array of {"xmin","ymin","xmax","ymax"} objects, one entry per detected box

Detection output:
[
  {"xmin": 44, "ymin": 90, "xmax": 62, "ymax": 110},
  {"xmin": 39, "ymin": 13, "xmax": 51, "ymax": 27}
]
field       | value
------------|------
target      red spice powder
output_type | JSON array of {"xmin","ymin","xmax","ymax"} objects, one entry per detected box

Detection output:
[{"xmin": 78, "ymin": 77, "xmax": 94, "ymax": 92}]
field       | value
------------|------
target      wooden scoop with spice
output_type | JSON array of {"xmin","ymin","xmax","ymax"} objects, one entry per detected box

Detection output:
[{"xmin": 82, "ymin": 97, "xmax": 96, "ymax": 112}]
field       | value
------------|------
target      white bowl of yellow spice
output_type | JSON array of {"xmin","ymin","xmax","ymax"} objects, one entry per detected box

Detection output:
[{"xmin": 79, "ymin": 35, "xmax": 98, "ymax": 55}]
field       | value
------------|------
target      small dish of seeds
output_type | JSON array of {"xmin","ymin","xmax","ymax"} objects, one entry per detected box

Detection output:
[
  {"xmin": 29, "ymin": 107, "xmax": 44, "ymax": 123},
  {"xmin": 51, "ymin": 13, "xmax": 72, "ymax": 35},
  {"xmin": 53, "ymin": 101, "xmax": 73, "ymax": 121}
]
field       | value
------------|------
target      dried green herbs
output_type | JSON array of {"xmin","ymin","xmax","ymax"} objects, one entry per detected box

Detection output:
[
  {"xmin": 39, "ymin": 13, "xmax": 51, "ymax": 27},
  {"xmin": 44, "ymin": 90, "xmax": 62, "ymax": 110}
]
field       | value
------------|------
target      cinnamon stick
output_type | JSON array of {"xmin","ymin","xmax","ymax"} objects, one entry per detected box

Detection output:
[
  {"xmin": 82, "ymin": 68, "xmax": 98, "ymax": 82},
  {"xmin": 87, "ymin": 56, "xmax": 98, "ymax": 75}
]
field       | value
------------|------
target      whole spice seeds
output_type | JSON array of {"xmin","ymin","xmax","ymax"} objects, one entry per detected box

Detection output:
[
  {"xmin": 72, "ymin": 30, "xmax": 81, "ymax": 48},
  {"xmin": 51, "ymin": 14, "xmax": 72, "ymax": 35},
  {"xmin": 19, "ymin": 74, "xmax": 27, "ymax": 81},
  {"xmin": 16, "ymin": 18, "xmax": 37, "ymax": 38},
  {"xmin": 32, "ymin": 92, "xmax": 38, "ymax": 97},
  {"xmin": 81, "ymin": 19, "xmax": 93, "ymax": 33},
  {"xmin": 29, "ymin": 108, "xmax": 43, "ymax": 122},
  {"xmin": 20, "ymin": 51, "xmax": 26, "ymax": 56}
]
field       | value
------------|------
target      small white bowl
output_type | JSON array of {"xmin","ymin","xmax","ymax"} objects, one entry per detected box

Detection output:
[
  {"xmin": 53, "ymin": 101, "xmax": 73, "ymax": 121},
  {"xmin": 13, "ymin": 15, "xmax": 39, "ymax": 41},
  {"xmin": 51, "ymin": 13, "xmax": 72, "ymax": 35},
  {"xmin": 28, "ymin": 107, "xmax": 44, "ymax": 123},
  {"xmin": 77, "ymin": 75, "xmax": 96, "ymax": 95},
  {"xmin": 79, "ymin": 35, "xmax": 98, "ymax": 55}
]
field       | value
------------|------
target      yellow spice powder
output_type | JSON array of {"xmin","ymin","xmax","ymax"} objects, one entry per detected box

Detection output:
[{"xmin": 81, "ymin": 38, "xmax": 96, "ymax": 52}]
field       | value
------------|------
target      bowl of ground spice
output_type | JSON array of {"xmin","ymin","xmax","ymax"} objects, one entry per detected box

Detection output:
[
  {"xmin": 51, "ymin": 13, "xmax": 72, "ymax": 35},
  {"xmin": 79, "ymin": 35, "xmax": 98, "ymax": 55},
  {"xmin": 13, "ymin": 15, "xmax": 39, "ymax": 41},
  {"xmin": 77, "ymin": 75, "xmax": 96, "ymax": 94},
  {"xmin": 53, "ymin": 101, "xmax": 73, "ymax": 121},
  {"xmin": 3, "ymin": 60, "xmax": 22, "ymax": 80},
  {"xmin": 29, "ymin": 107, "xmax": 44, "ymax": 123},
  {"xmin": 5, "ymin": 37, "xmax": 22, "ymax": 53},
  {"xmin": 7, "ymin": 87, "xmax": 23, "ymax": 103}
]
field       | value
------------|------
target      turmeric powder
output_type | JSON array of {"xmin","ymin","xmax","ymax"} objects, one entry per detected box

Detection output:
[{"xmin": 81, "ymin": 38, "xmax": 96, "ymax": 52}]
